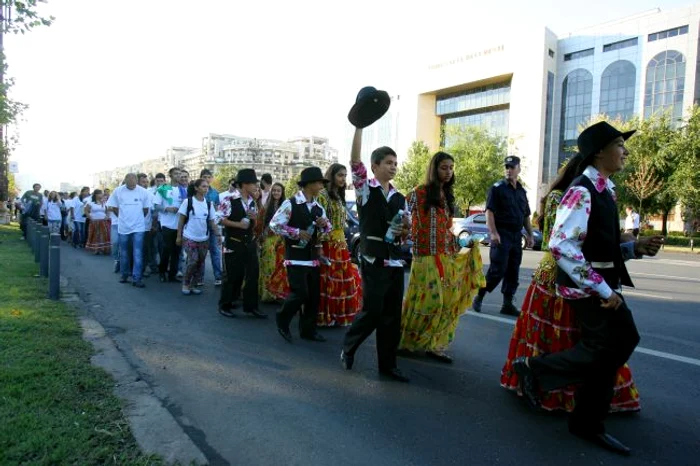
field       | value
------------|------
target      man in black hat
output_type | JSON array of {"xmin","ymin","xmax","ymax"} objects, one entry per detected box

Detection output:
[
  {"xmin": 218, "ymin": 168, "xmax": 267, "ymax": 319},
  {"xmin": 512, "ymin": 121, "xmax": 663, "ymax": 456},
  {"xmin": 472, "ymin": 155, "xmax": 534, "ymax": 316},
  {"xmin": 270, "ymin": 166, "xmax": 331, "ymax": 343}
]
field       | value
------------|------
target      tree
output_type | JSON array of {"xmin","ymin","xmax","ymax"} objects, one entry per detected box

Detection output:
[
  {"xmin": 284, "ymin": 173, "xmax": 300, "ymax": 200},
  {"xmin": 667, "ymin": 105, "xmax": 700, "ymax": 233},
  {"xmin": 211, "ymin": 165, "xmax": 238, "ymax": 192},
  {"xmin": 394, "ymin": 140, "xmax": 431, "ymax": 193},
  {"xmin": 623, "ymin": 157, "xmax": 663, "ymax": 217},
  {"xmin": 0, "ymin": 1, "xmax": 54, "ymax": 206}
]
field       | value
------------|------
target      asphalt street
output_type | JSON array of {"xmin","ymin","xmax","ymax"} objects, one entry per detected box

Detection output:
[{"xmin": 61, "ymin": 244, "xmax": 700, "ymax": 466}]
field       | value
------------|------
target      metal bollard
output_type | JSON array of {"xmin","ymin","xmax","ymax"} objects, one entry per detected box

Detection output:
[
  {"xmin": 40, "ymin": 226, "xmax": 50, "ymax": 277},
  {"xmin": 34, "ymin": 222, "xmax": 42, "ymax": 263},
  {"xmin": 48, "ymin": 233, "xmax": 61, "ymax": 299}
]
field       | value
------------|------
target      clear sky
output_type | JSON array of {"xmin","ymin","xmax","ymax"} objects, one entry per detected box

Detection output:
[{"xmin": 6, "ymin": 0, "xmax": 694, "ymax": 192}]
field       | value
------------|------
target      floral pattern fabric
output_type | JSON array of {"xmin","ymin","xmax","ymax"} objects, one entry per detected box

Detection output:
[{"xmin": 406, "ymin": 186, "xmax": 458, "ymax": 257}]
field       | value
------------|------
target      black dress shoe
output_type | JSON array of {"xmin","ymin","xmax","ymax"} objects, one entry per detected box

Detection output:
[
  {"xmin": 426, "ymin": 351, "xmax": 453, "ymax": 363},
  {"xmin": 244, "ymin": 309, "xmax": 268, "ymax": 319},
  {"xmin": 300, "ymin": 333, "xmax": 326, "ymax": 342},
  {"xmin": 500, "ymin": 302, "xmax": 520, "ymax": 316},
  {"xmin": 277, "ymin": 327, "xmax": 293, "ymax": 343},
  {"xmin": 379, "ymin": 367, "xmax": 410, "ymax": 383},
  {"xmin": 218, "ymin": 307, "xmax": 236, "ymax": 318},
  {"xmin": 512, "ymin": 357, "xmax": 540, "ymax": 410},
  {"xmin": 570, "ymin": 430, "xmax": 631, "ymax": 456},
  {"xmin": 340, "ymin": 350, "xmax": 354, "ymax": 370}
]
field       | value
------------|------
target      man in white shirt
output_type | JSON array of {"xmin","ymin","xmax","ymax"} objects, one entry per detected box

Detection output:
[
  {"xmin": 154, "ymin": 167, "xmax": 185, "ymax": 282},
  {"xmin": 624, "ymin": 206, "xmax": 640, "ymax": 237},
  {"xmin": 138, "ymin": 173, "xmax": 157, "ymax": 277},
  {"xmin": 107, "ymin": 173, "xmax": 150, "ymax": 288},
  {"xmin": 70, "ymin": 187, "xmax": 90, "ymax": 248}
]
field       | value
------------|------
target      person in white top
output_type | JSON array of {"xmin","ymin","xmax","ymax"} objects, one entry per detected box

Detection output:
[
  {"xmin": 175, "ymin": 178, "xmax": 219, "ymax": 295},
  {"xmin": 624, "ymin": 206, "xmax": 640, "ymax": 237},
  {"xmin": 105, "ymin": 190, "xmax": 121, "ymax": 273},
  {"xmin": 70, "ymin": 187, "xmax": 90, "ymax": 248},
  {"xmin": 259, "ymin": 173, "xmax": 273, "ymax": 208},
  {"xmin": 154, "ymin": 167, "xmax": 185, "ymax": 282},
  {"xmin": 137, "ymin": 173, "xmax": 157, "ymax": 277},
  {"xmin": 43, "ymin": 191, "xmax": 63, "ymax": 234},
  {"xmin": 107, "ymin": 173, "xmax": 150, "ymax": 288},
  {"xmin": 84, "ymin": 189, "xmax": 111, "ymax": 255},
  {"xmin": 219, "ymin": 177, "xmax": 238, "ymax": 205},
  {"xmin": 147, "ymin": 173, "xmax": 166, "ymax": 275}
]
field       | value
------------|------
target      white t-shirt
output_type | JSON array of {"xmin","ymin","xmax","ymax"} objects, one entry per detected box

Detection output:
[
  {"xmin": 72, "ymin": 197, "xmax": 88, "ymax": 223},
  {"xmin": 624, "ymin": 212, "xmax": 640, "ymax": 230},
  {"xmin": 178, "ymin": 197, "xmax": 216, "ymax": 242},
  {"xmin": 109, "ymin": 210, "xmax": 119, "ymax": 225},
  {"xmin": 46, "ymin": 201, "xmax": 62, "ymax": 221},
  {"xmin": 107, "ymin": 185, "xmax": 150, "ymax": 235},
  {"xmin": 154, "ymin": 186, "xmax": 184, "ymax": 230},
  {"xmin": 88, "ymin": 201, "xmax": 107, "ymax": 220},
  {"xmin": 143, "ymin": 190, "xmax": 154, "ymax": 230}
]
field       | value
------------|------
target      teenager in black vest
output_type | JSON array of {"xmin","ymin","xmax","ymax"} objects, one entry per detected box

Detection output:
[
  {"xmin": 218, "ymin": 169, "xmax": 267, "ymax": 319},
  {"xmin": 270, "ymin": 166, "xmax": 331, "ymax": 343},
  {"xmin": 512, "ymin": 122, "xmax": 663, "ymax": 456}
]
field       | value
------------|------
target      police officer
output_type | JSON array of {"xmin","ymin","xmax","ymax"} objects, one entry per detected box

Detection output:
[{"xmin": 472, "ymin": 155, "xmax": 533, "ymax": 316}]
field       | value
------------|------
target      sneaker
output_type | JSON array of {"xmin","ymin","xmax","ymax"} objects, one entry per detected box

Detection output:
[
  {"xmin": 113, "ymin": 261, "xmax": 120, "ymax": 273},
  {"xmin": 191, "ymin": 288, "xmax": 202, "ymax": 295},
  {"xmin": 214, "ymin": 279, "xmax": 222, "ymax": 286},
  {"xmin": 340, "ymin": 350, "xmax": 354, "ymax": 370},
  {"xmin": 176, "ymin": 271, "xmax": 183, "ymax": 279},
  {"xmin": 472, "ymin": 294, "xmax": 484, "ymax": 313},
  {"xmin": 181, "ymin": 287, "xmax": 191, "ymax": 295},
  {"xmin": 196, "ymin": 281, "xmax": 204, "ymax": 287}
]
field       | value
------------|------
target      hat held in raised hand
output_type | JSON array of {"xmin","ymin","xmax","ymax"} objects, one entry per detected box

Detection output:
[{"xmin": 348, "ymin": 86, "xmax": 391, "ymax": 128}]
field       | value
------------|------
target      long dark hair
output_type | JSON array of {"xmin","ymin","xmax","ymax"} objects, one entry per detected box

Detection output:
[
  {"xmin": 537, "ymin": 153, "xmax": 585, "ymax": 230},
  {"xmin": 264, "ymin": 182, "xmax": 286, "ymax": 227},
  {"xmin": 187, "ymin": 178, "xmax": 206, "ymax": 197},
  {"xmin": 91, "ymin": 189, "xmax": 103, "ymax": 203},
  {"xmin": 324, "ymin": 163, "xmax": 346, "ymax": 202},
  {"xmin": 423, "ymin": 151, "xmax": 455, "ymax": 214}
]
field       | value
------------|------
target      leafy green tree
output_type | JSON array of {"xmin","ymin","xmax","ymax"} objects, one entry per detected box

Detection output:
[
  {"xmin": 394, "ymin": 140, "xmax": 431, "ymax": 193},
  {"xmin": 211, "ymin": 165, "xmax": 238, "ymax": 192}
]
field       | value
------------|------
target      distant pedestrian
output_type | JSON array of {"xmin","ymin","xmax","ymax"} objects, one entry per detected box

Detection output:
[
  {"xmin": 154, "ymin": 167, "xmax": 186, "ymax": 282},
  {"xmin": 200, "ymin": 168, "xmax": 223, "ymax": 286},
  {"xmin": 84, "ymin": 189, "xmax": 111, "ymax": 255},
  {"xmin": 258, "ymin": 182, "xmax": 289, "ymax": 302},
  {"xmin": 624, "ymin": 206, "xmax": 640, "ymax": 237},
  {"xmin": 43, "ymin": 191, "xmax": 63, "ymax": 235},
  {"xmin": 20, "ymin": 183, "xmax": 43, "ymax": 238},
  {"xmin": 260, "ymin": 173, "xmax": 273, "ymax": 207}
]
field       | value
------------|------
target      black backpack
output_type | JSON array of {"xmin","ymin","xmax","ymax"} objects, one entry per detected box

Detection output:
[{"xmin": 184, "ymin": 196, "xmax": 212, "ymax": 236}]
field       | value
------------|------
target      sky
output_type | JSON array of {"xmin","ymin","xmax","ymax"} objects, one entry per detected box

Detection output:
[{"xmin": 6, "ymin": 0, "xmax": 695, "ymax": 192}]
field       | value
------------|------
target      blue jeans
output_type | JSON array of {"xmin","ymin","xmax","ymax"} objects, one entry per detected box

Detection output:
[
  {"xmin": 111, "ymin": 224, "xmax": 120, "ymax": 261},
  {"xmin": 119, "ymin": 231, "xmax": 145, "ymax": 282},
  {"xmin": 73, "ymin": 221, "xmax": 86, "ymax": 247},
  {"xmin": 208, "ymin": 230, "xmax": 223, "ymax": 280}
]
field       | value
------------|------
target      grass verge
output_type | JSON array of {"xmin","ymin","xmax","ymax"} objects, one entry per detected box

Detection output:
[{"xmin": 0, "ymin": 223, "xmax": 162, "ymax": 465}]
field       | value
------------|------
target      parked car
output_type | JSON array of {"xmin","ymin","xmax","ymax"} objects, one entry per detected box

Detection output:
[
  {"xmin": 344, "ymin": 200, "xmax": 412, "ymax": 265},
  {"xmin": 450, "ymin": 213, "xmax": 543, "ymax": 250}
]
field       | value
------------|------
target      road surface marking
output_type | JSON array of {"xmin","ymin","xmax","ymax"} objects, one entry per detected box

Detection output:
[
  {"xmin": 631, "ymin": 272, "xmax": 700, "ymax": 282},
  {"xmin": 623, "ymin": 290, "xmax": 674, "ymax": 300},
  {"xmin": 465, "ymin": 312, "xmax": 700, "ymax": 367}
]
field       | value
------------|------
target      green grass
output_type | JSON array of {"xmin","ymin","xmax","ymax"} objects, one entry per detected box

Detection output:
[{"xmin": 0, "ymin": 223, "xmax": 162, "ymax": 465}]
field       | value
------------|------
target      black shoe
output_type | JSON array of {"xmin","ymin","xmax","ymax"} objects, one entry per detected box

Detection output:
[
  {"xmin": 218, "ymin": 306, "xmax": 236, "ymax": 318},
  {"xmin": 569, "ymin": 429, "xmax": 631, "ymax": 456},
  {"xmin": 132, "ymin": 281, "xmax": 145, "ymax": 288},
  {"xmin": 512, "ymin": 357, "xmax": 540, "ymax": 410},
  {"xmin": 277, "ymin": 327, "xmax": 293, "ymax": 343},
  {"xmin": 119, "ymin": 276, "xmax": 128, "ymax": 284},
  {"xmin": 159, "ymin": 273, "xmax": 167, "ymax": 283},
  {"xmin": 426, "ymin": 351, "xmax": 453, "ymax": 364},
  {"xmin": 340, "ymin": 350, "xmax": 354, "ymax": 370},
  {"xmin": 301, "ymin": 333, "xmax": 326, "ymax": 342},
  {"xmin": 472, "ymin": 294, "xmax": 484, "ymax": 313},
  {"xmin": 500, "ymin": 301, "xmax": 520, "ymax": 316},
  {"xmin": 379, "ymin": 367, "xmax": 410, "ymax": 383},
  {"xmin": 244, "ymin": 309, "xmax": 268, "ymax": 319}
]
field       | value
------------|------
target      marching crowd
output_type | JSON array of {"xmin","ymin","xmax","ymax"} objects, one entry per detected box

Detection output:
[{"xmin": 14, "ymin": 87, "xmax": 665, "ymax": 457}]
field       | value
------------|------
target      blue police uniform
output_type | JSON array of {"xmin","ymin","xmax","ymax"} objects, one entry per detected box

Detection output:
[{"xmin": 473, "ymin": 156, "xmax": 530, "ymax": 315}]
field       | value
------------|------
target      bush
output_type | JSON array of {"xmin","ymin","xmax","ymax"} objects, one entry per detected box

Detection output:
[{"xmin": 664, "ymin": 236, "xmax": 698, "ymax": 247}]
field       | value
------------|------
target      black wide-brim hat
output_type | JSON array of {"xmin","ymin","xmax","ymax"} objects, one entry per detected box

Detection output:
[
  {"xmin": 577, "ymin": 121, "xmax": 636, "ymax": 161},
  {"xmin": 297, "ymin": 166, "xmax": 329, "ymax": 186},
  {"xmin": 236, "ymin": 168, "xmax": 259, "ymax": 185},
  {"xmin": 348, "ymin": 86, "xmax": 391, "ymax": 128}
]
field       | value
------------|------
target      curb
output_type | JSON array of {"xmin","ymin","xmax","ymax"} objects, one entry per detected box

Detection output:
[{"xmin": 61, "ymin": 277, "xmax": 208, "ymax": 465}]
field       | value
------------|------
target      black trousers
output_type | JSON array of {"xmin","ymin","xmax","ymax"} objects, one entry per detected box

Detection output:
[
  {"xmin": 276, "ymin": 265, "xmax": 320, "ymax": 337},
  {"xmin": 219, "ymin": 242, "xmax": 259, "ymax": 312},
  {"xmin": 529, "ymin": 295, "xmax": 640, "ymax": 434},
  {"xmin": 159, "ymin": 227, "xmax": 181, "ymax": 279},
  {"xmin": 484, "ymin": 229, "xmax": 522, "ymax": 297},
  {"xmin": 342, "ymin": 260, "xmax": 404, "ymax": 371}
]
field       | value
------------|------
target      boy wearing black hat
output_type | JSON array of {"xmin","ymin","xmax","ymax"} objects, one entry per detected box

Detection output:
[
  {"xmin": 218, "ymin": 169, "xmax": 266, "ymax": 319},
  {"xmin": 472, "ymin": 155, "xmax": 534, "ymax": 316},
  {"xmin": 270, "ymin": 166, "xmax": 331, "ymax": 343},
  {"xmin": 512, "ymin": 121, "xmax": 663, "ymax": 456}
]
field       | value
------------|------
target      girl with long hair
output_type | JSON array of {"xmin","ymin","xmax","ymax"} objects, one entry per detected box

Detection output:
[
  {"xmin": 84, "ymin": 189, "xmax": 111, "ymax": 255},
  {"xmin": 316, "ymin": 163, "xmax": 362, "ymax": 327},
  {"xmin": 44, "ymin": 191, "xmax": 63, "ymax": 235},
  {"xmin": 259, "ymin": 182, "xmax": 290, "ymax": 302},
  {"xmin": 500, "ymin": 153, "xmax": 640, "ymax": 412},
  {"xmin": 398, "ymin": 151, "xmax": 485, "ymax": 362}
]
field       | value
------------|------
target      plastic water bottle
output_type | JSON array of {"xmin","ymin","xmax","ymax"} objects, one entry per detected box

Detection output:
[
  {"xmin": 384, "ymin": 210, "xmax": 405, "ymax": 243},
  {"xmin": 459, "ymin": 232, "xmax": 487, "ymax": 248},
  {"xmin": 297, "ymin": 224, "xmax": 316, "ymax": 248}
]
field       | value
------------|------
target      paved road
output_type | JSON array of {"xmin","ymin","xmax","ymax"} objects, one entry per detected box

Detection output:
[{"xmin": 61, "ymin": 245, "xmax": 700, "ymax": 465}]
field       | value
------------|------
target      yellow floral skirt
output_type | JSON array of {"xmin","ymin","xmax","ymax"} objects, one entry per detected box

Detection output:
[{"xmin": 399, "ymin": 245, "xmax": 485, "ymax": 352}]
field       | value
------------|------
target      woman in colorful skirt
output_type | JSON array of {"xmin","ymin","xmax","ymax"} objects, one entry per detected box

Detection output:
[
  {"xmin": 84, "ymin": 189, "xmax": 111, "ymax": 255},
  {"xmin": 316, "ymin": 163, "xmax": 362, "ymax": 327},
  {"xmin": 399, "ymin": 152, "xmax": 485, "ymax": 363},
  {"xmin": 500, "ymin": 153, "xmax": 640, "ymax": 412},
  {"xmin": 258, "ymin": 182, "xmax": 289, "ymax": 302}
]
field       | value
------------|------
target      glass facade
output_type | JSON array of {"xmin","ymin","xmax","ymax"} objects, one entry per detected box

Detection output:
[
  {"xmin": 542, "ymin": 72, "xmax": 555, "ymax": 183},
  {"xmin": 443, "ymin": 108, "xmax": 509, "ymax": 142},
  {"xmin": 559, "ymin": 68, "xmax": 593, "ymax": 166},
  {"xmin": 564, "ymin": 48, "xmax": 594, "ymax": 62},
  {"xmin": 644, "ymin": 50, "xmax": 685, "ymax": 122},
  {"xmin": 648, "ymin": 25, "xmax": 688, "ymax": 42},
  {"xmin": 603, "ymin": 37, "xmax": 638, "ymax": 52},
  {"xmin": 436, "ymin": 83, "xmax": 511, "ymax": 116},
  {"xmin": 600, "ymin": 60, "xmax": 636, "ymax": 120}
]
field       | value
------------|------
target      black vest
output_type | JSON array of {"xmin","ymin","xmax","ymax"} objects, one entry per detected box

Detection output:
[
  {"xmin": 224, "ymin": 197, "xmax": 254, "ymax": 249},
  {"xmin": 284, "ymin": 201, "xmax": 323, "ymax": 261},
  {"xmin": 556, "ymin": 175, "xmax": 633, "ymax": 291},
  {"xmin": 359, "ymin": 185, "xmax": 406, "ymax": 260}
]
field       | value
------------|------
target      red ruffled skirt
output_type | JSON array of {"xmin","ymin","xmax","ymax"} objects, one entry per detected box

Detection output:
[
  {"xmin": 317, "ymin": 240, "xmax": 362, "ymax": 327},
  {"xmin": 500, "ymin": 252, "xmax": 640, "ymax": 413},
  {"xmin": 267, "ymin": 240, "xmax": 290, "ymax": 300}
]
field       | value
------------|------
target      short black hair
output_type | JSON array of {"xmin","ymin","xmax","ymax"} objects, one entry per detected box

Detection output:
[
  {"xmin": 200, "ymin": 169, "xmax": 213, "ymax": 177},
  {"xmin": 168, "ymin": 167, "xmax": 180, "ymax": 177},
  {"xmin": 137, "ymin": 173, "xmax": 148, "ymax": 181},
  {"xmin": 261, "ymin": 173, "xmax": 272, "ymax": 184},
  {"xmin": 370, "ymin": 146, "xmax": 397, "ymax": 166},
  {"xmin": 155, "ymin": 172, "xmax": 166, "ymax": 180}
]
